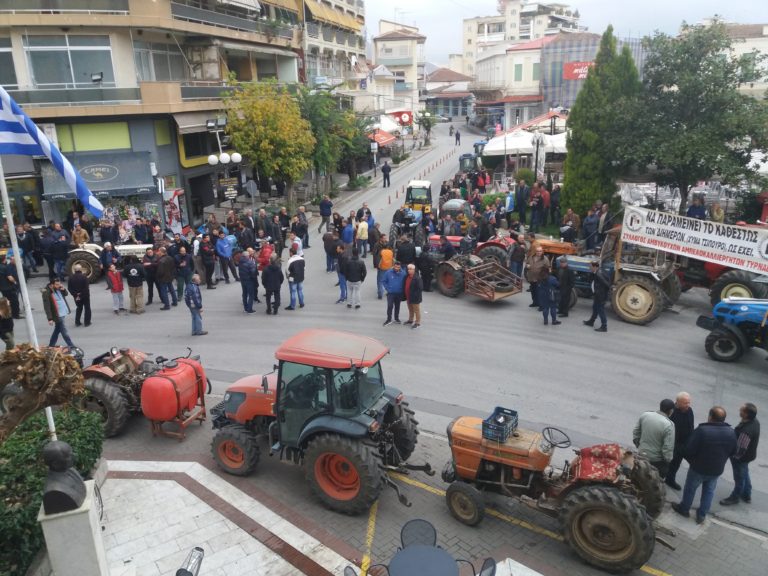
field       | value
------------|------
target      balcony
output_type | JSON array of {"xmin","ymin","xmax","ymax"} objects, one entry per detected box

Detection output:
[
  {"xmin": 0, "ymin": 0, "xmax": 128, "ymax": 13},
  {"xmin": 394, "ymin": 82, "xmax": 414, "ymax": 92},
  {"xmin": 8, "ymin": 87, "xmax": 140, "ymax": 107},
  {"xmin": 180, "ymin": 82, "xmax": 235, "ymax": 101},
  {"xmin": 171, "ymin": 1, "xmax": 293, "ymax": 39}
]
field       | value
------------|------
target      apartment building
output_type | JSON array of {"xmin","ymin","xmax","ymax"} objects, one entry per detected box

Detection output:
[
  {"xmin": 0, "ymin": 0, "xmax": 302, "ymax": 227},
  {"xmin": 372, "ymin": 20, "xmax": 426, "ymax": 116},
  {"xmin": 724, "ymin": 23, "xmax": 768, "ymax": 100}
]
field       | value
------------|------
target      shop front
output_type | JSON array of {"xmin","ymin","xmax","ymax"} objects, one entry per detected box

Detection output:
[
  {"xmin": 41, "ymin": 151, "xmax": 159, "ymax": 228},
  {"xmin": 0, "ymin": 155, "xmax": 44, "ymax": 227}
]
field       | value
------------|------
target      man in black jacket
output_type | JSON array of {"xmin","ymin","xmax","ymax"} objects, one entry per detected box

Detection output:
[
  {"xmin": 262, "ymin": 253, "xmax": 284, "ymax": 315},
  {"xmin": 395, "ymin": 235, "xmax": 416, "ymax": 267},
  {"xmin": 142, "ymin": 247, "xmax": 159, "ymax": 303},
  {"xmin": 583, "ymin": 261, "xmax": 610, "ymax": 332},
  {"xmin": 665, "ymin": 392, "xmax": 694, "ymax": 490},
  {"xmin": 0, "ymin": 256, "xmax": 20, "ymax": 319},
  {"xmin": 285, "ymin": 246, "xmax": 305, "ymax": 310},
  {"xmin": 122, "ymin": 256, "xmax": 146, "ymax": 314},
  {"xmin": 404, "ymin": 263, "xmax": 423, "ymax": 329},
  {"xmin": 67, "ymin": 264, "xmax": 91, "ymax": 326},
  {"xmin": 343, "ymin": 249, "xmax": 366, "ymax": 309},
  {"xmin": 381, "ymin": 161, "xmax": 392, "ymax": 187},
  {"xmin": 556, "ymin": 257, "xmax": 575, "ymax": 318},
  {"xmin": 672, "ymin": 406, "xmax": 737, "ymax": 524},
  {"xmin": 721, "ymin": 402, "xmax": 760, "ymax": 506}
]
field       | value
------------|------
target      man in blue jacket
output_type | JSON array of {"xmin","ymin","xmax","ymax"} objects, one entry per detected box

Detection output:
[
  {"xmin": 238, "ymin": 247, "xmax": 259, "ymax": 313},
  {"xmin": 382, "ymin": 261, "xmax": 405, "ymax": 326},
  {"xmin": 184, "ymin": 274, "xmax": 206, "ymax": 336},
  {"xmin": 672, "ymin": 406, "xmax": 737, "ymax": 524},
  {"xmin": 215, "ymin": 230, "xmax": 239, "ymax": 283},
  {"xmin": 318, "ymin": 195, "xmax": 333, "ymax": 233}
]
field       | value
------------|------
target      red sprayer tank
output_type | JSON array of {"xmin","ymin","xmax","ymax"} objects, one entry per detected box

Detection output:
[{"xmin": 141, "ymin": 358, "xmax": 207, "ymax": 440}]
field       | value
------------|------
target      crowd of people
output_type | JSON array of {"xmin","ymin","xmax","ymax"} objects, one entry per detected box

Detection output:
[{"xmin": 633, "ymin": 393, "xmax": 760, "ymax": 524}]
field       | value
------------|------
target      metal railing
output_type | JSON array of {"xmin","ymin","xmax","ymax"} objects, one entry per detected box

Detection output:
[
  {"xmin": 0, "ymin": 0, "xmax": 128, "ymax": 13},
  {"xmin": 306, "ymin": 22, "xmax": 320, "ymax": 38},
  {"xmin": 8, "ymin": 87, "xmax": 140, "ymax": 106},
  {"xmin": 171, "ymin": 1, "xmax": 293, "ymax": 38},
  {"xmin": 180, "ymin": 83, "xmax": 235, "ymax": 100}
]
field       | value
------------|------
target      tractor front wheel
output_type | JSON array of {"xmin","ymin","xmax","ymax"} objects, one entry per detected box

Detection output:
[
  {"xmin": 476, "ymin": 245, "xmax": 508, "ymax": 267},
  {"xmin": 705, "ymin": 329, "xmax": 744, "ymax": 362},
  {"xmin": 211, "ymin": 425, "xmax": 260, "ymax": 476},
  {"xmin": 560, "ymin": 486, "xmax": 654, "ymax": 573},
  {"xmin": 630, "ymin": 457, "xmax": 665, "ymax": 519},
  {"xmin": 436, "ymin": 263, "xmax": 464, "ymax": 297},
  {"xmin": 305, "ymin": 434, "xmax": 382, "ymax": 515},
  {"xmin": 612, "ymin": 275, "xmax": 665, "ymax": 325},
  {"xmin": 77, "ymin": 377, "xmax": 130, "ymax": 437},
  {"xmin": 446, "ymin": 481, "xmax": 485, "ymax": 526}
]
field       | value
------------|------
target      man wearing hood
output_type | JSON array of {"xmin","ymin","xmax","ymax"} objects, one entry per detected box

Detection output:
[{"xmin": 285, "ymin": 246, "xmax": 305, "ymax": 310}]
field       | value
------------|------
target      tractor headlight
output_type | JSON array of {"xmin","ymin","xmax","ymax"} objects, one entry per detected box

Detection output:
[{"xmin": 221, "ymin": 391, "xmax": 246, "ymax": 414}]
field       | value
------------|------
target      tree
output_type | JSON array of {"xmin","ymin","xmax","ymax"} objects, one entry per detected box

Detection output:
[
  {"xmin": 297, "ymin": 86, "xmax": 345, "ymax": 196},
  {"xmin": 637, "ymin": 21, "xmax": 768, "ymax": 214},
  {"xmin": 224, "ymin": 82, "xmax": 315, "ymax": 209},
  {"xmin": 416, "ymin": 112, "xmax": 437, "ymax": 146},
  {"xmin": 337, "ymin": 112, "xmax": 371, "ymax": 181},
  {"xmin": 562, "ymin": 26, "xmax": 642, "ymax": 215}
]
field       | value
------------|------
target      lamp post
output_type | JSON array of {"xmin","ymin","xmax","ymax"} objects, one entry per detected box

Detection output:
[
  {"xmin": 532, "ymin": 132, "xmax": 546, "ymax": 182},
  {"xmin": 207, "ymin": 117, "xmax": 242, "ymax": 210}
]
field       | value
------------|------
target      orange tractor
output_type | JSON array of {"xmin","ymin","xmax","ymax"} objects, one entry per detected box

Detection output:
[
  {"xmin": 442, "ymin": 408, "xmax": 666, "ymax": 573},
  {"xmin": 210, "ymin": 329, "xmax": 432, "ymax": 515}
]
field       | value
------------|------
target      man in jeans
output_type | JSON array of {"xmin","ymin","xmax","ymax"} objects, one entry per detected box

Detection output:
[
  {"xmin": 382, "ymin": 261, "xmax": 405, "ymax": 326},
  {"xmin": 318, "ymin": 195, "xmax": 333, "ymax": 233},
  {"xmin": 285, "ymin": 246, "xmax": 305, "ymax": 311},
  {"xmin": 721, "ymin": 402, "xmax": 760, "ymax": 506},
  {"xmin": 665, "ymin": 392, "xmax": 695, "ymax": 490},
  {"xmin": 672, "ymin": 406, "xmax": 737, "ymax": 524},
  {"xmin": 184, "ymin": 274, "xmax": 206, "ymax": 336},
  {"xmin": 343, "ymin": 248, "xmax": 366, "ymax": 309},
  {"xmin": 404, "ymin": 263, "xmax": 423, "ymax": 329},
  {"xmin": 372, "ymin": 235, "xmax": 393, "ymax": 300},
  {"xmin": 42, "ymin": 277, "xmax": 76, "ymax": 348}
]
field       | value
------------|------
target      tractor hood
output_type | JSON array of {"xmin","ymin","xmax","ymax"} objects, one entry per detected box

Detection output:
[
  {"xmin": 713, "ymin": 298, "xmax": 768, "ymax": 323},
  {"xmin": 228, "ymin": 373, "xmax": 278, "ymax": 395}
]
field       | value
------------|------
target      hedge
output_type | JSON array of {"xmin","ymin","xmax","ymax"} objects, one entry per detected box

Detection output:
[{"xmin": 0, "ymin": 409, "xmax": 104, "ymax": 576}]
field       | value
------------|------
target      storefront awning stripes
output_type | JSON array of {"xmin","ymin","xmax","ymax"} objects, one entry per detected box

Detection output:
[
  {"xmin": 218, "ymin": 0, "xmax": 260, "ymax": 10},
  {"xmin": 304, "ymin": 0, "xmax": 360, "ymax": 32},
  {"xmin": 173, "ymin": 112, "xmax": 211, "ymax": 135},
  {"xmin": 261, "ymin": 0, "xmax": 299, "ymax": 11},
  {"xmin": 368, "ymin": 130, "xmax": 397, "ymax": 146}
]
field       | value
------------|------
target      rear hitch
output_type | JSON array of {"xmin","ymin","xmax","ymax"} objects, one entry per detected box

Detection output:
[
  {"xmin": 403, "ymin": 461, "xmax": 435, "ymax": 476},
  {"xmin": 382, "ymin": 474, "xmax": 412, "ymax": 507}
]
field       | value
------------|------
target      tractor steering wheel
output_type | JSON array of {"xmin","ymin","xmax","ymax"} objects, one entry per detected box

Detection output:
[{"xmin": 542, "ymin": 426, "xmax": 572, "ymax": 449}]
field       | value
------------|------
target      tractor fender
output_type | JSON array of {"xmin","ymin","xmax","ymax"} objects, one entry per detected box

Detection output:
[
  {"xmin": 382, "ymin": 386, "xmax": 403, "ymax": 404},
  {"xmin": 298, "ymin": 415, "xmax": 370, "ymax": 448},
  {"xmin": 714, "ymin": 322, "xmax": 750, "ymax": 350},
  {"xmin": 441, "ymin": 259, "xmax": 463, "ymax": 272},
  {"xmin": 82, "ymin": 365, "xmax": 117, "ymax": 380}
]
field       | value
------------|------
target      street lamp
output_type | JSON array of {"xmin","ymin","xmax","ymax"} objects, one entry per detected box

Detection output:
[
  {"xmin": 207, "ymin": 117, "xmax": 243, "ymax": 209},
  {"xmin": 532, "ymin": 132, "xmax": 546, "ymax": 182}
]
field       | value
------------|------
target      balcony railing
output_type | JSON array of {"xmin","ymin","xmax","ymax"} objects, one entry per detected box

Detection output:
[
  {"xmin": 0, "ymin": 0, "xmax": 128, "ymax": 13},
  {"xmin": 171, "ymin": 1, "xmax": 293, "ymax": 38},
  {"xmin": 180, "ymin": 82, "xmax": 235, "ymax": 100},
  {"xmin": 8, "ymin": 87, "xmax": 140, "ymax": 106},
  {"xmin": 306, "ymin": 22, "xmax": 320, "ymax": 39},
  {"xmin": 394, "ymin": 82, "xmax": 413, "ymax": 92}
]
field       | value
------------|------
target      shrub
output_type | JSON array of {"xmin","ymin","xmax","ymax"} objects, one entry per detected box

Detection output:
[
  {"xmin": 346, "ymin": 175, "xmax": 371, "ymax": 191},
  {"xmin": 481, "ymin": 193, "xmax": 505, "ymax": 208},
  {"xmin": 0, "ymin": 409, "xmax": 104, "ymax": 576},
  {"xmin": 515, "ymin": 168, "xmax": 535, "ymax": 186}
]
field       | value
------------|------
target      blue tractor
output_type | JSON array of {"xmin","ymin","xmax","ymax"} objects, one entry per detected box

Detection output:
[{"xmin": 697, "ymin": 298, "xmax": 768, "ymax": 362}]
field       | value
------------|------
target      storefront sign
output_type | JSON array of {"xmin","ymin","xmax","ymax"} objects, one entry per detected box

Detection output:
[
  {"xmin": 622, "ymin": 207, "xmax": 768, "ymax": 274},
  {"xmin": 164, "ymin": 188, "xmax": 186, "ymax": 235},
  {"xmin": 79, "ymin": 164, "xmax": 120, "ymax": 183},
  {"xmin": 563, "ymin": 61, "xmax": 594, "ymax": 80},
  {"xmin": 218, "ymin": 176, "xmax": 239, "ymax": 200}
]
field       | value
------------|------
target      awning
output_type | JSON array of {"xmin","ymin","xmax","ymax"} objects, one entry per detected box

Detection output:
[
  {"xmin": 218, "ymin": 0, "xmax": 260, "ymax": 10},
  {"xmin": 304, "ymin": 0, "xmax": 360, "ymax": 32},
  {"xmin": 42, "ymin": 152, "xmax": 156, "ymax": 200},
  {"xmin": 261, "ymin": 0, "xmax": 299, "ymax": 11},
  {"xmin": 215, "ymin": 40, "xmax": 297, "ymax": 58},
  {"xmin": 173, "ymin": 111, "xmax": 211, "ymax": 135},
  {"xmin": 368, "ymin": 131, "xmax": 397, "ymax": 146}
]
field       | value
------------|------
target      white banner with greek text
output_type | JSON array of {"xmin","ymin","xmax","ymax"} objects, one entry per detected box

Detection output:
[{"xmin": 621, "ymin": 207, "xmax": 768, "ymax": 275}]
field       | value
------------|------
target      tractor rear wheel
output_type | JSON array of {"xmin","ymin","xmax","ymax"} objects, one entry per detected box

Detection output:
[
  {"xmin": 77, "ymin": 377, "xmax": 130, "ymax": 437},
  {"xmin": 612, "ymin": 275, "xmax": 665, "ymax": 325},
  {"xmin": 66, "ymin": 252, "xmax": 101, "ymax": 283},
  {"xmin": 305, "ymin": 434, "xmax": 382, "ymax": 515},
  {"xmin": 661, "ymin": 274, "xmax": 682, "ymax": 306},
  {"xmin": 476, "ymin": 245, "xmax": 508, "ymax": 267},
  {"xmin": 389, "ymin": 224, "xmax": 401, "ymax": 249},
  {"xmin": 569, "ymin": 287, "xmax": 578, "ymax": 309},
  {"xmin": 413, "ymin": 225, "xmax": 426, "ymax": 248},
  {"xmin": 388, "ymin": 402, "xmax": 419, "ymax": 462},
  {"xmin": 705, "ymin": 329, "xmax": 744, "ymax": 362},
  {"xmin": 709, "ymin": 270, "xmax": 768, "ymax": 306},
  {"xmin": 630, "ymin": 457, "xmax": 665, "ymax": 519},
  {"xmin": 446, "ymin": 481, "xmax": 485, "ymax": 526},
  {"xmin": 211, "ymin": 425, "xmax": 260, "ymax": 476},
  {"xmin": 560, "ymin": 486, "xmax": 654, "ymax": 573},
  {"xmin": 436, "ymin": 263, "xmax": 464, "ymax": 297}
]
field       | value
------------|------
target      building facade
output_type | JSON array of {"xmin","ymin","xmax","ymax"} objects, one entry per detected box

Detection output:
[
  {"xmin": 0, "ymin": 0, "xmax": 302, "ymax": 228},
  {"xmin": 724, "ymin": 23, "xmax": 768, "ymax": 100},
  {"xmin": 372, "ymin": 21, "xmax": 426, "ymax": 115}
]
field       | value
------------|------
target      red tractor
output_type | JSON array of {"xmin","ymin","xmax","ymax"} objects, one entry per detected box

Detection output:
[
  {"xmin": 675, "ymin": 258, "xmax": 768, "ymax": 305},
  {"xmin": 442, "ymin": 409, "xmax": 666, "ymax": 573},
  {"xmin": 210, "ymin": 329, "xmax": 432, "ymax": 515}
]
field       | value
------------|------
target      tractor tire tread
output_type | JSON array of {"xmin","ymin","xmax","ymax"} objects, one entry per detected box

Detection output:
[
  {"xmin": 211, "ymin": 424, "xmax": 261, "ymax": 476},
  {"xmin": 82, "ymin": 376, "xmax": 131, "ymax": 437},
  {"xmin": 709, "ymin": 270, "xmax": 768, "ymax": 306},
  {"xmin": 631, "ymin": 456, "xmax": 665, "ymax": 519}
]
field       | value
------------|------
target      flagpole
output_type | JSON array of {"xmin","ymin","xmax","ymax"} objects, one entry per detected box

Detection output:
[{"xmin": 0, "ymin": 156, "xmax": 57, "ymax": 440}]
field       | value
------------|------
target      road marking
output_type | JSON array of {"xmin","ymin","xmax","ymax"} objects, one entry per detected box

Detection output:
[
  {"xmin": 390, "ymin": 473, "xmax": 673, "ymax": 576},
  {"xmin": 361, "ymin": 499, "xmax": 379, "ymax": 576}
]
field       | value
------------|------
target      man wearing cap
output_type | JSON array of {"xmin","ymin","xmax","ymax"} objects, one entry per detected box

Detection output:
[{"xmin": 583, "ymin": 261, "xmax": 610, "ymax": 332}]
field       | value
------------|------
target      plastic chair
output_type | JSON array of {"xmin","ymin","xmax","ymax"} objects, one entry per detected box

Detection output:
[
  {"xmin": 479, "ymin": 557, "xmax": 497, "ymax": 576},
  {"xmin": 456, "ymin": 558, "xmax": 476, "ymax": 574},
  {"xmin": 344, "ymin": 567, "xmax": 358, "ymax": 576},
  {"xmin": 400, "ymin": 518, "xmax": 438, "ymax": 549}
]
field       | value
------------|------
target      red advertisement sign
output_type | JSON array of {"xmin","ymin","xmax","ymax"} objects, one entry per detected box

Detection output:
[
  {"xmin": 391, "ymin": 111, "xmax": 412, "ymax": 125},
  {"xmin": 563, "ymin": 61, "xmax": 594, "ymax": 80}
]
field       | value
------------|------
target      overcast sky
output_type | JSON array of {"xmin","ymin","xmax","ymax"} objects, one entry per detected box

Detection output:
[{"xmin": 366, "ymin": 0, "xmax": 767, "ymax": 65}]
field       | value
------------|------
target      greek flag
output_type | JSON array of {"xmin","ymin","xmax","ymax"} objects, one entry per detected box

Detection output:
[{"xmin": 0, "ymin": 85, "xmax": 104, "ymax": 218}]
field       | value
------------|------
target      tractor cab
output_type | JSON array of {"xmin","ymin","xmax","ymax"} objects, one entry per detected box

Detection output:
[
  {"xmin": 473, "ymin": 140, "xmax": 487, "ymax": 156},
  {"xmin": 405, "ymin": 180, "xmax": 432, "ymax": 222},
  {"xmin": 459, "ymin": 154, "xmax": 478, "ymax": 173}
]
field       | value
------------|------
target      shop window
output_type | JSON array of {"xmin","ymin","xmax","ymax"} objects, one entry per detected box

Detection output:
[
  {"xmin": 0, "ymin": 38, "xmax": 17, "ymax": 89},
  {"xmin": 182, "ymin": 132, "xmax": 219, "ymax": 158},
  {"xmin": 71, "ymin": 122, "xmax": 131, "ymax": 152},
  {"xmin": 514, "ymin": 64, "xmax": 523, "ymax": 82},
  {"xmin": 23, "ymin": 34, "xmax": 116, "ymax": 88},
  {"xmin": 532, "ymin": 62, "xmax": 541, "ymax": 82},
  {"xmin": 154, "ymin": 120, "xmax": 172, "ymax": 147}
]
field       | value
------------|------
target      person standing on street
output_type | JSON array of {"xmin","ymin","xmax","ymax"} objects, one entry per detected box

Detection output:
[
  {"xmin": 721, "ymin": 403, "xmax": 760, "ymax": 506},
  {"xmin": 343, "ymin": 249, "xmax": 367, "ymax": 309},
  {"xmin": 556, "ymin": 257, "xmax": 575, "ymax": 318},
  {"xmin": 285, "ymin": 246, "xmax": 305, "ymax": 310},
  {"xmin": 67, "ymin": 264, "xmax": 91, "ymax": 327},
  {"xmin": 0, "ymin": 298, "xmax": 13, "ymax": 350},
  {"xmin": 526, "ymin": 245, "xmax": 549, "ymax": 309},
  {"xmin": 155, "ymin": 247, "xmax": 178, "ymax": 310},
  {"xmin": 323, "ymin": 229, "xmax": 338, "ymax": 273},
  {"xmin": 238, "ymin": 247, "xmax": 259, "ymax": 313},
  {"xmin": 106, "ymin": 264, "xmax": 126, "ymax": 315},
  {"xmin": 382, "ymin": 261, "xmax": 405, "ymax": 325},
  {"xmin": 297, "ymin": 205, "xmax": 310, "ymax": 248},
  {"xmin": 184, "ymin": 274, "xmax": 206, "ymax": 336},
  {"xmin": 42, "ymin": 277, "xmax": 76, "ymax": 348},
  {"xmin": 199, "ymin": 234, "xmax": 217, "ymax": 289},
  {"xmin": 381, "ymin": 161, "xmax": 392, "ymax": 188},
  {"xmin": 216, "ymin": 230, "xmax": 238, "ymax": 284},
  {"xmin": 516, "ymin": 180, "xmax": 529, "ymax": 226},
  {"xmin": 404, "ymin": 264, "xmax": 423, "ymax": 329},
  {"xmin": 121, "ymin": 256, "xmax": 145, "ymax": 314},
  {"xmin": 142, "ymin": 247, "xmax": 159, "ymax": 304},
  {"xmin": 540, "ymin": 273, "xmax": 561, "ymax": 326},
  {"xmin": 174, "ymin": 246, "xmax": 194, "ymax": 301},
  {"xmin": 672, "ymin": 406, "xmax": 737, "ymax": 524},
  {"xmin": 633, "ymin": 399, "xmax": 675, "ymax": 476},
  {"xmin": 454, "ymin": 130, "xmax": 461, "ymax": 146},
  {"xmin": 263, "ymin": 253, "xmax": 284, "ymax": 315},
  {"xmin": 665, "ymin": 392, "xmax": 695, "ymax": 490},
  {"xmin": 318, "ymin": 195, "xmax": 333, "ymax": 233},
  {"xmin": 356, "ymin": 215, "xmax": 369, "ymax": 258},
  {"xmin": 583, "ymin": 261, "xmax": 610, "ymax": 332},
  {"xmin": 0, "ymin": 255, "xmax": 20, "ymax": 319}
]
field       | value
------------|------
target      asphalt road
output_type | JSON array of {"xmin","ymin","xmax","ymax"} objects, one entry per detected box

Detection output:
[{"xmin": 13, "ymin": 123, "xmax": 767, "ymax": 542}]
